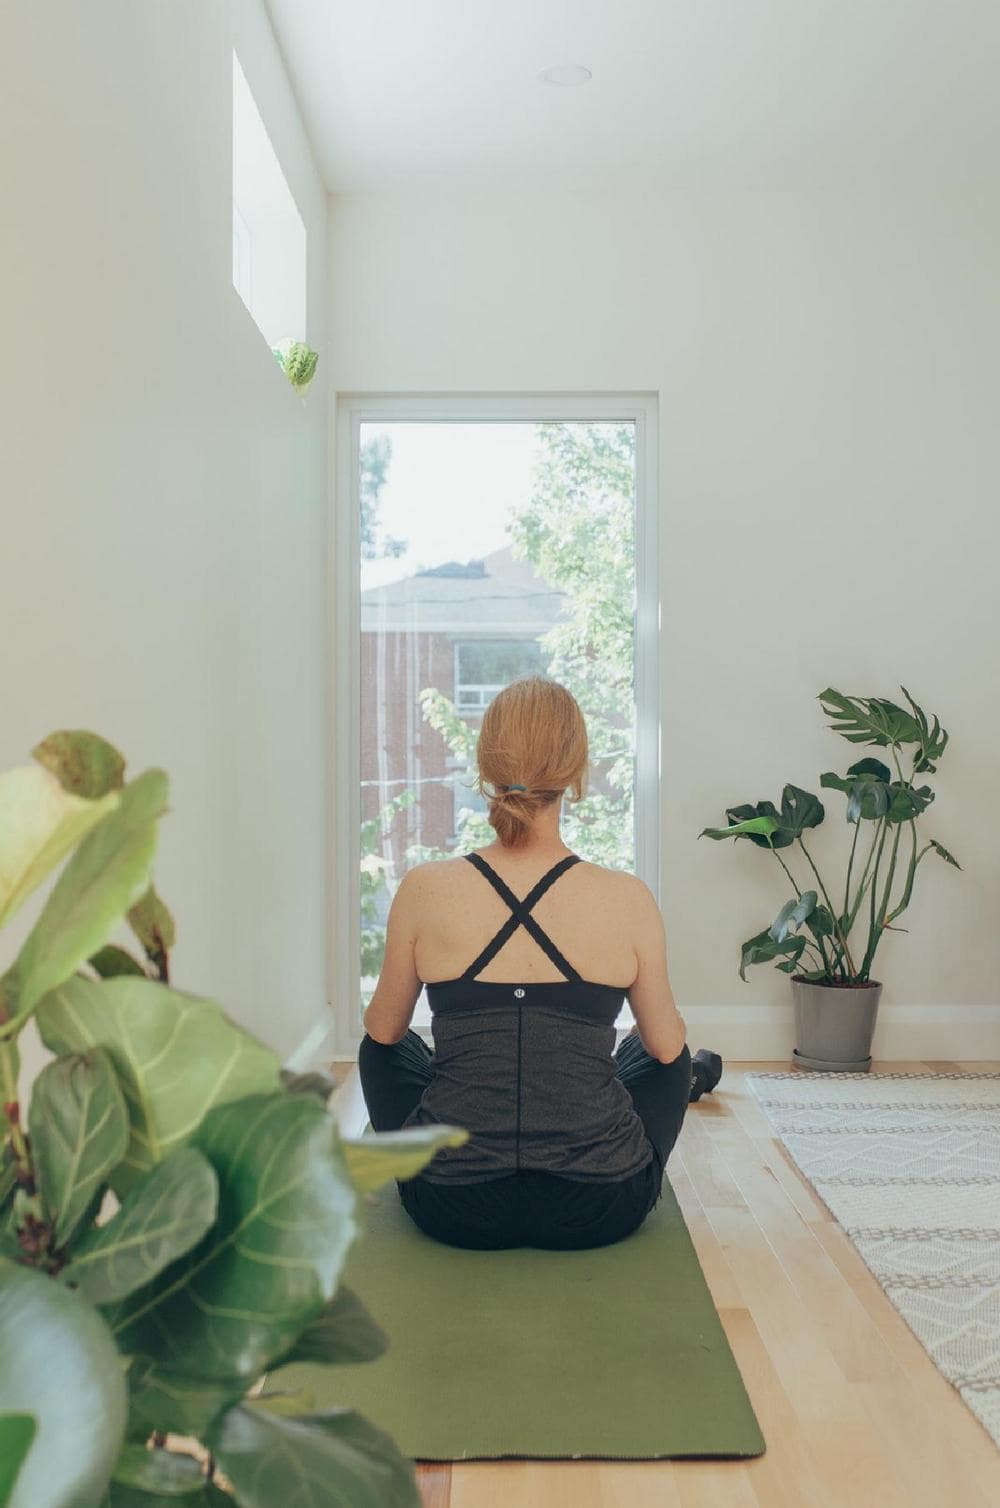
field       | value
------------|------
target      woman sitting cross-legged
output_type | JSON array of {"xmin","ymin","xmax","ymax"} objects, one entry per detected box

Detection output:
[{"xmin": 359, "ymin": 675, "xmax": 722, "ymax": 1251}]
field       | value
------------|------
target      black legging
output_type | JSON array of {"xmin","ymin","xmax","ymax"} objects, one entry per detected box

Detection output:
[{"xmin": 358, "ymin": 1029, "xmax": 692, "ymax": 1251}]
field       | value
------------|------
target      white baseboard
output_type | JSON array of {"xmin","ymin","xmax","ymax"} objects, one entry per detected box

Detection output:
[{"xmin": 682, "ymin": 1003, "xmax": 1000, "ymax": 1061}]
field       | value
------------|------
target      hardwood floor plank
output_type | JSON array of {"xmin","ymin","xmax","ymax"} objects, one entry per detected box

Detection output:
[{"xmin": 417, "ymin": 1463, "xmax": 452, "ymax": 1508}]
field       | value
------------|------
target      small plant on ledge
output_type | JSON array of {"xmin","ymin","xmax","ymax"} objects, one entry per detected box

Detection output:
[
  {"xmin": 272, "ymin": 338, "xmax": 319, "ymax": 396},
  {"xmin": 699, "ymin": 687, "xmax": 960, "ymax": 1071},
  {"xmin": 0, "ymin": 729, "xmax": 463, "ymax": 1507}
]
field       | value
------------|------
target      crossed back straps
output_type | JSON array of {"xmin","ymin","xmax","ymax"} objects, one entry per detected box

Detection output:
[{"xmin": 461, "ymin": 852, "xmax": 582, "ymax": 982}]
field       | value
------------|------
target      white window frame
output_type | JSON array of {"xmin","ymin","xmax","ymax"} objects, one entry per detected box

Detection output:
[{"xmin": 330, "ymin": 394, "xmax": 661, "ymax": 1056}]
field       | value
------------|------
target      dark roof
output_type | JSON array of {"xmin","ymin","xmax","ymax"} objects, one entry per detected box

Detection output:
[{"xmin": 360, "ymin": 546, "xmax": 566, "ymax": 634}]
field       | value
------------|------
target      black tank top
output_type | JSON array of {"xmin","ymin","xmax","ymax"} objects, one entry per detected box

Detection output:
[{"xmin": 404, "ymin": 852, "xmax": 654, "ymax": 1184}]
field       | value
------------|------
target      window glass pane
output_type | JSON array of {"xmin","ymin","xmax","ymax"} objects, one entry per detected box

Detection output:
[{"xmin": 359, "ymin": 422, "xmax": 637, "ymax": 1016}]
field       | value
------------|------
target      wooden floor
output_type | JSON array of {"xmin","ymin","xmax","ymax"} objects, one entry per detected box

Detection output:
[{"xmin": 402, "ymin": 1061, "xmax": 1000, "ymax": 1508}]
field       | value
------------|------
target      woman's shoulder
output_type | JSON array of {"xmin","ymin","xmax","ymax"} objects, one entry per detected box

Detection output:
[
  {"xmin": 395, "ymin": 856, "xmax": 471, "ymax": 901},
  {"xmin": 574, "ymin": 860, "xmax": 654, "ymax": 903}
]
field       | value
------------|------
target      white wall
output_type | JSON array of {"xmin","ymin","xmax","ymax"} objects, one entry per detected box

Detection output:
[
  {"xmin": 328, "ymin": 174, "xmax": 1000, "ymax": 1057},
  {"xmin": 1, "ymin": 1, "xmax": 330, "ymax": 1062}
]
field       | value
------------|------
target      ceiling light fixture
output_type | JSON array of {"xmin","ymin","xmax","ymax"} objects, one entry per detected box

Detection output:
[{"xmin": 538, "ymin": 62, "xmax": 592, "ymax": 87}]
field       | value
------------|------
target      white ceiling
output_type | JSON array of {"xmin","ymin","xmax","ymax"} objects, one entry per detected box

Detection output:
[{"xmin": 267, "ymin": 0, "xmax": 1000, "ymax": 192}]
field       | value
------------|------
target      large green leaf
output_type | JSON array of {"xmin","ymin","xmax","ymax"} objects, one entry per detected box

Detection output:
[
  {"xmin": 208, "ymin": 1403, "xmax": 421, "ymax": 1508},
  {"xmin": 705, "ymin": 787, "xmax": 823, "ymax": 851},
  {"xmin": 3, "ymin": 771, "xmax": 167, "ymax": 1025},
  {"xmin": 776, "ymin": 784, "xmax": 824, "ymax": 840},
  {"xmin": 885, "ymin": 783, "xmax": 934, "ymax": 824},
  {"xmin": 105, "ymin": 1488, "xmax": 229, "ymax": 1508},
  {"xmin": 900, "ymin": 686, "xmax": 949, "ymax": 774},
  {"xmin": 342, "ymin": 1126, "xmax": 470, "ymax": 1193},
  {"xmin": 104, "ymin": 1484, "xmax": 230, "ymax": 1508},
  {"xmin": 821, "ymin": 762, "xmax": 891, "ymax": 822},
  {"xmin": 106, "ymin": 1093, "xmax": 358, "ymax": 1384},
  {"xmin": 35, "ymin": 975, "xmax": 280, "ymax": 1192},
  {"xmin": 819, "ymin": 687, "xmax": 922, "ymax": 749},
  {"xmin": 32, "ymin": 732, "xmax": 126, "ymax": 800},
  {"xmin": 29, "ymin": 1048, "xmax": 129, "ymax": 1247},
  {"xmin": 0, "ymin": 1257, "xmax": 127, "ymax": 1508},
  {"xmin": 722, "ymin": 801, "xmax": 787, "ymax": 848},
  {"xmin": 125, "ymin": 1360, "xmax": 247, "ymax": 1442},
  {"xmin": 699, "ymin": 813, "xmax": 780, "ymax": 844},
  {"xmin": 89, "ymin": 946, "xmax": 147, "ymax": 980},
  {"xmin": 768, "ymin": 891, "xmax": 817, "ymax": 943},
  {"xmin": 62, "ymin": 1147, "xmax": 218, "ymax": 1305},
  {"xmin": 739, "ymin": 929, "xmax": 806, "ymax": 982},
  {"xmin": 111, "ymin": 1443, "xmax": 205, "ymax": 1494},
  {"xmin": 0, "ymin": 766, "xmax": 118, "ymax": 932},
  {"xmin": 0, "ymin": 1415, "xmax": 35, "ymax": 1507},
  {"xmin": 273, "ymin": 1284, "xmax": 387, "ymax": 1368}
]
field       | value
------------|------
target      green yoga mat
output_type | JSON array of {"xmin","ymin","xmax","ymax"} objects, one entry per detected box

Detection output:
[{"xmin": 273, "ymin": 1177, "xmax": 765, "ymax": 1461}]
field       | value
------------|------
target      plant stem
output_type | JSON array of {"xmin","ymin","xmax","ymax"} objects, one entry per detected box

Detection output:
[
  {"xmin": 772, "ymin": 850, "xmax": 835, "ymax": 977},
  {"xmin": 843, "ymin": 819, "xmax": 861, "ymax": 926},
  {"xmin": 0, "ymin": 1040, "xmax": 30, "ymax": 1186},
  {"xmin": 844, "ymin": 818, "xmax": 883, "ymax": 937},
  {"xmin": 797, "ymin": 837, "xmax": 857, "ymax": 977},
  {"xmin": 862, "ymin": 820, "xmax": 890, "ymax": 981}
]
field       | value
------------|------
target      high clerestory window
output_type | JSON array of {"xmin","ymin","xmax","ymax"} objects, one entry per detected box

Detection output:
[{"xmin": 231, "ymin": 52, "xmax": 306, "ymax": 351}]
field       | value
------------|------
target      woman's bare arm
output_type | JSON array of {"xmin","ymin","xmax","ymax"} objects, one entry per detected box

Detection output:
[
  {"xmin": 625, "ymin": 878, "xmax": 688, "ymax": 1063},
  {"xmin": 362, "ymin": 871, "xmax": 423, "ymax": 1044}
]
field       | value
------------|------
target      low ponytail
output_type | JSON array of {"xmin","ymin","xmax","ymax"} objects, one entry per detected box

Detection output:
[{"xmin": 477, "ymin": 678, "xmax": 588, "ymax": 849}]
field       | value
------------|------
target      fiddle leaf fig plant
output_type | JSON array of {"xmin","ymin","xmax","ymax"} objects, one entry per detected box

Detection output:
[
  {"xmin": 0, "ymin": 730, "xmax": 466, "ymax": 1508},
  {"xmin": 700, "ymin": 687, "xmax": 960, "ymax": 986}
]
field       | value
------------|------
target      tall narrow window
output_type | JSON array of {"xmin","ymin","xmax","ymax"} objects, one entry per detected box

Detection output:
[
  {"xmin": 337, "ymin": 399, "xmax": 659, "ymax": 1045},
  {"xmin": 231, "ymin": 53, "xmax": 306, "ymax": 350}
]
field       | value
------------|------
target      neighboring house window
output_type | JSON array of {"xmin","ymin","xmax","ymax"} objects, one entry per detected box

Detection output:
[
  {"xmin": 454, "ymin": 639, "xmax": 546, "ymax": 712},
  {"xmin": 231, "ymin": 52, "xmax": 306, "ymax": 350}
]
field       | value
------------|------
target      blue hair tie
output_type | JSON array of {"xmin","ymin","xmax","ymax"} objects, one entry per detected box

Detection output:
[{"xmin": 506, "ymin": 784, "xmax": 527, "ymax": 792}]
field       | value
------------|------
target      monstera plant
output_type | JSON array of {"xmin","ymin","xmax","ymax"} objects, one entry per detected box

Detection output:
[
  {"xmin": 0, "ymin": 731, "xmax": 464, "ymax": 1507},
  {"xmin": 700, "ymin": 688, "xmax": 960, "ymax": 1069}
]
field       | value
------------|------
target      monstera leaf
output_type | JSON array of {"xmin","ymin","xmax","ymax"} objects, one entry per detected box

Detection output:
[
  {"xmin": 739, "ymin": 929, "xmax": 807, "ymax": 981},
  {"xmin": 105, "ymin": 1093, "xmax": 358, "ymax": 1386},
  {"xmin": 31, "ymin": 731, "xmax": 125, "ymax": 800},
  {"xmin": 769, "ymin": 891, "xmax": 817, "ymax": 943},
  {"xmin": 0, "ymin": 766, "xmax": 118, "ymax": 933},
  {"xmin": 703, "ymin": 785, "xmax": 823, "ymax": 850},
  {"xmin": 819, "ymin": 687, "xmax": 948, "ymax": 772},
  {"xmin": 208, "ymin": 1403, "xmax": 420, "ymax": 1508},
  {"xmin": 29, "ymin": 1049, "xmax": 129, "ymax": 1247},
  {"xmin": 700, "ymin": 809, "xmax": 780, "ymax": 846},
  {"xmin": 0, "ymin": 1257, "xmax": 127, "ymax": 1508},
  {"xmin": 2, "ymin": 771, "xmax": 167, "ymax": 1026},
  {"xmin": 61, "ymin": 1147, "xmax": 218, "ymax": 1305},
  {"xmin": 35, "ymin": 976, "xmax": 280, "ymax": 1193}
]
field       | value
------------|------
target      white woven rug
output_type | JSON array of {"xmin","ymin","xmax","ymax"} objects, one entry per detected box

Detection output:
[{"xmin": 746, "ymin": 1071, "xmax": 1000, "ymax": 1448}]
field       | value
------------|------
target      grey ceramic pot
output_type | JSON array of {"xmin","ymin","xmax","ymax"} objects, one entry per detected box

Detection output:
[{"xmin": 791, "ymin": 977, "xmax": 882, "ymax": 1072}]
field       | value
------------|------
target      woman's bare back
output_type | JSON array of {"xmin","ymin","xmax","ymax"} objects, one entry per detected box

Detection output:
[{"xmin": 410, "ymin": 850, "xmax": 644, "ymax": 988}]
